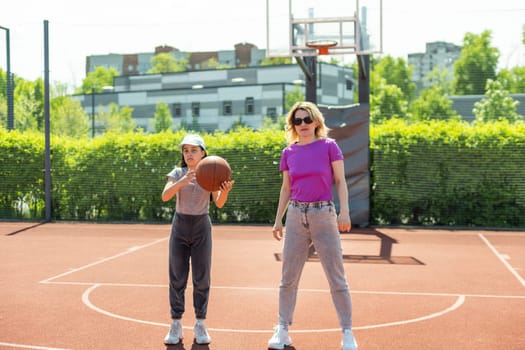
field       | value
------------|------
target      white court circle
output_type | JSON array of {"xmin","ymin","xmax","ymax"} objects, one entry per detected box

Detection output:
[{"xmin": 81, "ymin": 283, "xmax": 466, "ymax": 333}]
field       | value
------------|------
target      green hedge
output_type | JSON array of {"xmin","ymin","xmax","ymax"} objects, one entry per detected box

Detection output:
[
  {"xmin": 370, "ymin": 119, "xmax": 525, "ymax": 226},
  {"xmin": 0, "ymin": 130, "xmax": 46, "ymax": 218},
  {"xmin": 0, "ymin": 129, "xmax": 285, "ymax": 223},
  {"xmin": 1, "ymin": 121, "xmax": 524, "ymax": 227}
]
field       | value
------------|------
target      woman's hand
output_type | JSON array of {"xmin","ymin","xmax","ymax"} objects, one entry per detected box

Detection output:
[
  {"xmin": 337, "ymin": 211, "xmax": 352, "ymax": 232},
  {"xmin": 272, "ymin": 222, "xmax": 284, "ymax": 241}
]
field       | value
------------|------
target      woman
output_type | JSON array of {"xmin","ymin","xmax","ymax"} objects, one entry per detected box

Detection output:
[
  {"xmin": 162, "ymin": 134, "xmax": 234, "ymax": 345},
  {"xmin": 268, "ymin": 102, "xmax": 358, "ymax": 350}
]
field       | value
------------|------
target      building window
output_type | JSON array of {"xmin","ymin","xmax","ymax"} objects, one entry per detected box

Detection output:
[
  {"xmin": 192, "ymin": 102, "xmax": 200, "ymax": 117},
  {"xmin": 172, "ymin": 103, "xmax": 182, "ymax": 117},
  {"xmin": 223, "ymin": 101, "xmax": 232, "ymax": 115},
  {"xmin": 245, "ymin": 97, "xmax": 254, "ymax": 115},
  {"xmin": 267, "ymin": 107, "xmax": 277, "ymax": 118}
]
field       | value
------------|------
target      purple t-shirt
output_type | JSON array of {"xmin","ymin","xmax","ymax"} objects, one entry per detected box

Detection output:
[{"xmin": 279, "ymin": 138, "xmax": 344, "ymax": 202}]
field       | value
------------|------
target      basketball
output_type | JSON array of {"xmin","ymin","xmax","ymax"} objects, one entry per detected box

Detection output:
[{"xmin": 195, "ymin": 156, "xmax": 231, "ymax": 192}]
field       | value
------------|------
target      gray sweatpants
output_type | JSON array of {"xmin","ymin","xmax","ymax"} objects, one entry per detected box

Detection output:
[
  {"xmin": 279, "ymin": 201, "xmax": 353, "ymax": 329},
  {"xmin": 168, "ymin": 212, "xmax": 212, "ymax": 320}
]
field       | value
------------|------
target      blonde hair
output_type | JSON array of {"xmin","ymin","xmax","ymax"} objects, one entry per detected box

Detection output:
[{"xmin": 284, "ymin": 101, "xmax": 330, "ymax": 144}]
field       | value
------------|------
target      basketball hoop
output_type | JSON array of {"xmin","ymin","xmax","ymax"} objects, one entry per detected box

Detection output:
[{"xmin": 305, "ymin": 40, "xmax": 338, "ymax": 55}]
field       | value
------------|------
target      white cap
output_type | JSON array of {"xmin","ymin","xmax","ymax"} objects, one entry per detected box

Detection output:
[{"xmin": 179, "ymin": 134, "xmax": 206, "ymax": 150}]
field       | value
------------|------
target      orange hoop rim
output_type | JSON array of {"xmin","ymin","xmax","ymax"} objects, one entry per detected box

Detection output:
[{"xmin": 305, "ymin": 40, "xmax": 338, "ymax": 55}]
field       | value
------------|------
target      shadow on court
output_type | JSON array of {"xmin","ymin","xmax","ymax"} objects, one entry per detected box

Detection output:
[
  {"xmin": 275, "ymin": 227, "xmax": 425, "ymax": 265},
  {"xmin": 4, "ymin": 221, "xmax": 48, "ymax": 236},
  {"xmin": 165, "ymin": 341, "xmax": 298, "ymax": 350},
  {"xmin": 165, "ymin": 342, "xmax": 217, "ymax": 350},
  {"xmin": 165, "ymin": 341, "xmax": 299, "ymax": 350}
]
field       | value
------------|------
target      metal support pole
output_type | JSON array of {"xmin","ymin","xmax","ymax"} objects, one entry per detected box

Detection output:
[
  {"xmin": 357, "ymin": 54, "xmax": 370, "ymax": 104},
  {"xmin": 0, "ymin": 25, "xmax": 14, "ymax": 129},
  {"xmin": 91, "ymin": 88, "xmax": 95, "ymax": 137},
  {"xmin": 295, "ymin": 56, "xmax": 317, "ymax": 104},
  {"xmin": 43, "ymin": 20, "xmax": 51, "ymax": 222},
  {"xmin": 304, "ymin": 56, "xmax": 317, "ymax": 104}
]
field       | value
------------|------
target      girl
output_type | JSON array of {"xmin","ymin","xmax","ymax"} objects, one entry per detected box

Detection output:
[{"xmin": 162, "ymin": 134, "xmax": 234, "ymax": 345}]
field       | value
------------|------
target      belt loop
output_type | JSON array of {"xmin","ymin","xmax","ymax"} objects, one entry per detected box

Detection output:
[{"xmin": 290, "ymin": 200, "xmax": 332, "ymax": 209}]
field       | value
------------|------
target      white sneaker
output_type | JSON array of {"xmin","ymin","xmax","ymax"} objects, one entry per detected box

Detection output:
[
  {"xmin": 341, "ymin": 329, "xmax": 358, "ymax": 350},
  {"xmin": 194, "ymin": 319, "xmax": 212, "ymax": 344},
  {"xmin": 268, "ymin": 324, "xmax": 292, "ymax": 349},
  {"xmin": 164, "ymin": 319, "xmax": 183, "ymax": 345}
]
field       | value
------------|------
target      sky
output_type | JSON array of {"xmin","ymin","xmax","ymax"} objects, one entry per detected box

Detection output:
[{"xmin": 0, "ymin": 0, "xmax": 523, "ymax": 89}]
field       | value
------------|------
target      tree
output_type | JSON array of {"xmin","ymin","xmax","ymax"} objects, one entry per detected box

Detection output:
[
  {"xmin": 409, "ymin": 67, "xmax": 458, "ymax": 121},
  {"xmin": 370, "ymin": 75, "xmax": 408, "ymax": 123},
  {"xmin": 473, "ymin": 79, "xmax": 522, "ymax": 123},
  {"xmin": 409, "ymin": 85, "xmax": 459, "ymax": 121},
  {"xmin": 13, "ymin": 78, "xmax": 43, "ymax": 131},
  {"xmin": 497, "ymin": 66, "xmax": 525, "ymax": 93},
  {"xmin": 13, "ymin": 92, "xmax": 38, "ymax": 131},
  {"xmin": 364, "ymin": 56, "xmax": 414, "ymax": 122},
  {"xmin": 51, "ymin": 96, "xmax": 90, "ymax": 137},
  {"xmin": 368, "ymin": 57, "xmax": 410, "ymax": 123},
  {"xmin": 453, "ymin": 30, "xmax": 499, "ymax": 95},
  {"xmin": 260, "ymin": 115, "xmax": 286, "ymax": 131},
  {"xmin": 285, "ymin": 84, "xmax": 305, "ymax": 111},
  {"xmin": 204, "ymin": 57, "xmax": 231, "ymax": 70},
  {"xmin": 152, "ymin": 102, "xmax": 173, "ymax": 133},
  {"xmin": 229, "ymin": 117, "xmax": 250, "ymax": 132},
  {"xmin": 148, "ymin": 52, "xmax": 188, "ymax": 74},
  {"xmin": 0, "ymin": 69, "xmax": 6, "ymax": 127},
  {"xmin": 0, "ymin": 98, "xmax": 5, "ymax": 129},
  {"xmin": 424, "ymin": 67, "xmax": 454, "ymax": 95},
  {"xmin": 373, "ymin": 56, "xmax": 416, "ymax": 101},
  {"xmin": 78, "ymin": 66, "xmax": 119, "ymax": 94},
  {"xmin": 260, "ymin": 57, "xmax": 293, "ymax": 66},
  {"xmin": 98, "ymin": 103, "xmax": 136, "ymax": 134},
  {"xmin": 32, "ymin": 79, "xmax": 45, "ymax": 129}
]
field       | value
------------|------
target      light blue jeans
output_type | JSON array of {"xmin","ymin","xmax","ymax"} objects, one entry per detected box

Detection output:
[{"xmin": 279, "ymin": 201, "xmax": 353, "ymax": 329}]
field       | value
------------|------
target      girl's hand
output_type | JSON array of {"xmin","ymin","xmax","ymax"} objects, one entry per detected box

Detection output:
[
  {"xmin": 181, "ymin": 169, "xmax": 197, "ymax": 186},
  {"xmin": 219, "ymin": 180, "xmax": 235, "ymax": 193}
]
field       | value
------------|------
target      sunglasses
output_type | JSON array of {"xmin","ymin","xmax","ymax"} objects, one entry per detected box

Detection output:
[{"xmin": 293, "ymin": 116, "xmax": 314, "ymax": 125}]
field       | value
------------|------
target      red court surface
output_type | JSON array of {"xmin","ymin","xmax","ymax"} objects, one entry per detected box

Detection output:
[{"xmin": 1, "ymin": 222, "xmax": 524, "ymax": 350}]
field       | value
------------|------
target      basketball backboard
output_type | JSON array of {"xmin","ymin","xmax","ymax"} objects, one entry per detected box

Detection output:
[{"xmin": 266, "ymin": 0, "xmax": 382, "ymax": 57}]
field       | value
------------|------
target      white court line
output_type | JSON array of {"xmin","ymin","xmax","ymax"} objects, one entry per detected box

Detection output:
[
  {"xmin": 355, "ymin": 295, "xmax": 465, "ymax": 330},
  {"xmin": 37, "ymin": 232, "xmax": 525, "ymax": 336},
  {"xmin": 43, "ymin": 280, "xmax": 525, "ymax": 299},
  {"xmin": 81, "ymin": 283, "xmax": 468, "ymax": 333},
  {"xmin": 81, "ymin": 284, "xmax": 168, "ymax": 328},
  {"xmin": 479, "ymin": 233, "xmax": 525, "ymax": 288},
  {"xmin": 40, "ymin": 237, "xmax": 168, "ymax": 284},
  {"xmin": 0, "ymin": 342, "xmax": 70, "ymax": 350}
]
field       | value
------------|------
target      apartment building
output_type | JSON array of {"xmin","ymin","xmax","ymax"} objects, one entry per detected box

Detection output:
[
  {"xmin": 74, "ymin": 62, "xmax": 355, "ymax": 132},
  {"xmin": 86, "ymin": 42, "xmax": 267, "ymax": 76},
  {"xmin": 408, "ymin": 41, "xmax": 462, "ymax": 91}
]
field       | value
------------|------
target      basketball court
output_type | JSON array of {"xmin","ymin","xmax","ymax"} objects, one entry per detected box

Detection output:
[
  {"xmin": 1, "ymin": 222, "xmax": 524, "ymax": 349},
  {"xmin": 2, "ymin": 1, "xmax": 524, "ymax": 349}
]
